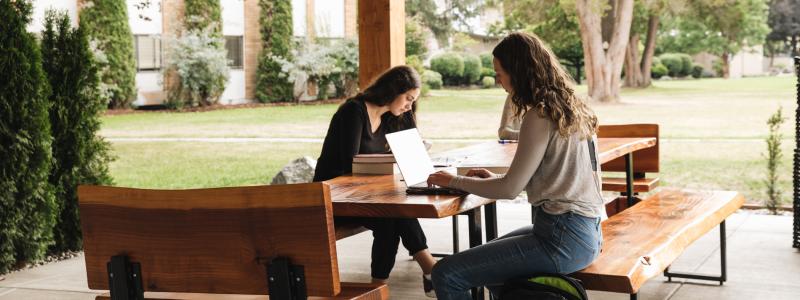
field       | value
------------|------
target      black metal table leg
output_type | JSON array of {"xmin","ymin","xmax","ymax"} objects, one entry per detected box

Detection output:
[
  {"xmin": 432, "ymin": 216, "xmax": 460, "ymax": 258},
  {"xmin": 625, "ymin": 153, "xmax": 635, "ymax": 207},
  {"xmin": 485, "ymin": 203, "xmax": 498, "ymax": 241},
  {"xmin": 467, "ymin": 208, "xmax": 484, "ymax": 300},
  {"xmin": 664, "ymin": 220, "xmax": 728, "ymax": 285}
]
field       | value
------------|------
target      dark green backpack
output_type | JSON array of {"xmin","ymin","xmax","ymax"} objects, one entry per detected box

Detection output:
[{"xmin": 497, "ymin": 273, "xmax": 589, "ymax": 300}]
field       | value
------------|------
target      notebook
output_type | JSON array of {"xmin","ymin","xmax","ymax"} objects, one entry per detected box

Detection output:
[{"xmin": 384, "ymin": 129, "xmax": 466, "ymax": 195}]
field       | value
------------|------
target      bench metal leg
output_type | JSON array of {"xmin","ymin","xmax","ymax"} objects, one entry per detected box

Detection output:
[
  {"xmin": 466, "ymin": 208, "xmax": 485, "ymax": 300},
  {"xmin": 663, "ymin": 220, "xmax": 727, "ymax": 285},
  {"xmin": 625, "ymin": 153, "xmax": 635, "ymax": 207},
  {"xmin": 630, "ymin": 293, "xmax": 637, "ymax": 300},
  {"xmin": 485, "ymin": 203, "xmax": 498, "ymax": 241}
]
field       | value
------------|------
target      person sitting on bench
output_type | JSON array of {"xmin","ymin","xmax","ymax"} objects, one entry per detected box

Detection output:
[
  {"xmin": 427, "ymin": 32, "xmax": 605, "ymax": 300},
  {"xmin": 313, "ymin": 66, "xmax": 438, "ymax": 297}
]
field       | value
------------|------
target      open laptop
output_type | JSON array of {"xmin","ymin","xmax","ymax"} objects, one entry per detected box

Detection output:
[{"xmin": 385, "ymin": 129, "xmax": 466, "ymax": 195}]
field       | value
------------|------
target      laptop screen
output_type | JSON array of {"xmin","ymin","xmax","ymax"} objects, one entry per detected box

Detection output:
[{"xmin": 385, "ymin": 128, "xmax": 435, "ymax": 187}]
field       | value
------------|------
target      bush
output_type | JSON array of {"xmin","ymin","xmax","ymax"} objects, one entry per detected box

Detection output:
[
  {"xmin": 256, "ymin": 0, "xmax": 294, "ymax": 103},
  {"xmin": 764, "ymin": 107, "xmax": 786, "ymax": 214},
  {"xmin": 328, "ymin": 39, "xmax": 359, "ymax": 98},
  {"xmin": 422, "ymin": 70, "xmax": 443, "ymax": 89},
  {"xmin": 430, "ymin": 53, "xmax": 464, "ymax": 86},
  {"xmin": 651, "ymin": 63, "xmax": 668, "ymax": 79},
  {"xmin": 185, "ymin": 0, "xmax": 221, "ymax": 36},
  {"xmin": 462, "ymin": 54, "xmax": 482, "ymax": 84},
  {"xmin": 691, "ymin": 64, "xmax": 704, "ymax": 79},
  {"xmin": 41, "ymin": 10, "xmax": 114, "ymax": 252},
  {"xmin": 0, "ymin": 0, "xmax": 57, "ymax": 273},
  {"xmin": 482, "ymin": 76, "xmax": 495, "ymax": 88},
  {"xmin": 406, "ymin": 55, "xmax": 425, "ymax": 77},
  {"xmin": 481, "ymin": 67, "xmax": 496, "ymax": 79},
  {"xmin": 405, "ymin": 17, "xmax": 428, "ymax": 58},
  {"xmin": 271, "ymin": 40, "xmax": 349, "ymax": 100},
  {"xmin": 79, "ymin": 0, "xmax": 137, "ymax": 108},
  {"xmin": 480, "ymin": 53, "xmax": 493, "ymax": 69},
  {"xmin": 421, "ymin": 83, "xmax": 431, "ymax": 96},
  {"xmin": 677, "ymin": 54, "xmax": 692, "ymax": 77},
  {"xmin": 163, "ymin": 25, "xmax": 230, "ymax": 108},
  {"xmin": 658, "ymin": 54, "xmax": 683, "ymax": 77},
  {"xmin": 651, "ymin": 57, "xmax": 661, "ymax": 67}
]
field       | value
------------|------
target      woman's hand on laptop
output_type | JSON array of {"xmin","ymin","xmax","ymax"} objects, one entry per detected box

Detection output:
[
  {"xmin": 465, "ymin": 168, "xmax": 494, "ymax": 179},
  {"xmin": 427, "ymin": 170, "xmax": 455, "ymax": 187}
]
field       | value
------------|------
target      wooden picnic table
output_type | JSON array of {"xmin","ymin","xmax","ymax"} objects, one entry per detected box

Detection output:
[{"xmin": 325, "ymin": 137, "xmax": 657, "ymax": 300}]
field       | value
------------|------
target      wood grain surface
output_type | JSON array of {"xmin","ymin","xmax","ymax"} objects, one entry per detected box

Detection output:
[
  {"xmin": 79, "ymin": 183, "xmax": 341, "ymax": 297},
  {"xmin": 598, "ymin": 124, "xmax": 659, "ymax": 173},
  {"xmin": 573, "ymin": 188, "xmax": 745, "ymax": 293}
]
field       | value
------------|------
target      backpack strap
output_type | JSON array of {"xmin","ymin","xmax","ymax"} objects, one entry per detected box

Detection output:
[{"xmin": 587, "ymin": 139, "xmax": 598, "ymax": 172}]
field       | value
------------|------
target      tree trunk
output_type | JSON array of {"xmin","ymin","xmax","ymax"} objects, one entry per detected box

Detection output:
[
  {"xmin": 575, "ymin": 0, "xmax": 635, "ymax": 102},
  {"xmin": 792, "ymin": 35, "xmax": 798, "ymax": 57},
  {"xmin": 639, "ymin": 14, "xmax": 659, "ymax": 87},
  {"xmin": 623, "ymin": 14, "xmax": 658, "ymax": 88},
  {"xmin": 721, "ymin": 52, "xmax": 731, "ymax": 78},
  {"xmin": 623, "ymin": 34, "xmax": 641, "ymax": 87}
]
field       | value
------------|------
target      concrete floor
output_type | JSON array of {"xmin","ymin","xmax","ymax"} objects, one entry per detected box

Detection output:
[{"xmin": 1, "ymin": 202, "xmax": 798, "ymax": 299}]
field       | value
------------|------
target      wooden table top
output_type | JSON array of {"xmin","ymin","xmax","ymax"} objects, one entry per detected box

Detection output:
[
  {"xmin": 328, "ymin": 137, "xmax": 657, "ymax": 219},
  {"xmin": 438, "ymin": 137, "xmax": 657, "ymax": 169}
]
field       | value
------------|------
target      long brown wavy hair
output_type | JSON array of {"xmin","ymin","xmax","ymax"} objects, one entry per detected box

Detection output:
[{"xmin": 492, "ymin": 32, "xmax": 598, "ymax": 139}]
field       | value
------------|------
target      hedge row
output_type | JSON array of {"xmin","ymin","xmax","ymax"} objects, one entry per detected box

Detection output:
[
  {"xmin": 1, "ymin": 2, "xmax": 112, "ymax": 273},
  {"xmin": 430, "ymin": 52, "xmax": 495, "ymax": 86}
]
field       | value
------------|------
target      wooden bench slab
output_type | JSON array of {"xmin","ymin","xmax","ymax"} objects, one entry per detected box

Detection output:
[
  {"xmin": 96, "ymin": 282, "xmax": 388, "ymax": 300},
  {"xmin": 79, "ymin": 184, "xmax": 351, "ymax": 298},
  {"xmin": 601, "ymin": 177, "xmax": 660, "ymax": 193},
  {"xmin": 335, "ymin": 224, "xmax": 368, "ymax": 240},
  {"xmin": 573, "ymin": 188, "xmax": 744, "ymax": 294}
]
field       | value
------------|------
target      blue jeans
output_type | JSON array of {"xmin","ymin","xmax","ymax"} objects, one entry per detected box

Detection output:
[{"xmin": 431, "ymin": 207, "xmax": 602, "ymax": 300}]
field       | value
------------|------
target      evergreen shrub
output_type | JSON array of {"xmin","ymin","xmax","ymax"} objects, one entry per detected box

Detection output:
[
  {"xmin": 462, "ymin": 54, "xmax": 482, "ymax": 84},
  {"xmin": 422, "ymin": 70, "xmax": 443, "ymax": 89},
  {"xmin": 430, "ymin": 53, "xmax": 464, "ymax": 86},
  {"xmin": 256, "ymin": 0, "xmax": 294, "ymax": 103}
]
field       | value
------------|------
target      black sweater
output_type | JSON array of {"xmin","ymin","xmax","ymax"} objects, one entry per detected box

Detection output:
[{"xmin": 313, "ymin": 99, "xmax": 415, "ymax": 182}]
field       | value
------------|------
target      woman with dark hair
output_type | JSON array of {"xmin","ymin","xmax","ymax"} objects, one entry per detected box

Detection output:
[
  {"xmin": 313, "ymin": 65, "xmax": 437, "ymax": 297},
  {"xmin": 427, "ymin": 32, "xmax": 604, "ymax": 299}
]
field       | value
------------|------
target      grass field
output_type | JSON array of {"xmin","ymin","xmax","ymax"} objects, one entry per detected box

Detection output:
[{"xmin": 105, "ymin": 76, "xmax": 797, "ymax": 206}]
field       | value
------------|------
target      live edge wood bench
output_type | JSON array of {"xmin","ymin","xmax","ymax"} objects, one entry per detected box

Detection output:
[
  {"xmin": 78, "ymin": 183, "xmax": 387, "ymax": 300},
  {"xmin": 572, "ymin": 188, "xmax": 745, "ymax": 299}
]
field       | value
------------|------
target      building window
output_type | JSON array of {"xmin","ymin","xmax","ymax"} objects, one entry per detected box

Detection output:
[
  {"xmin": 225, "ymin": 36, "xmax": 243, "ymax": 69},
  {"xmin": 134, "ymin": 35, "xmax": 161, "ymax": 71}
]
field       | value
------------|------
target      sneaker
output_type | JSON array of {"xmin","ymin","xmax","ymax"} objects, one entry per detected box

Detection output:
[{"xmin": 423, "ymin": 274, "xmax": 436, "ymax": 298}]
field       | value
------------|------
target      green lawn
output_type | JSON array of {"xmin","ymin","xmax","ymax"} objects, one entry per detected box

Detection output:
[{"xmin": 106, "ymin": 76, "xmax": 798, "ymax": 206}]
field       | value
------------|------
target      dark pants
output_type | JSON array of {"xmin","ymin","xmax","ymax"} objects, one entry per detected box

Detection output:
[{"xmin": 336, "ymin": 216, "xmax": 429, "ymax": 279}]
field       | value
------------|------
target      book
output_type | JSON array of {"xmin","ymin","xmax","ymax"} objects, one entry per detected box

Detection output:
[
  {"xmin": 353, "ymin": 153, "xmax": 396, "ymax": 164},
  {"xmin": 352, "ymin": 162, "xmax": 400, "ymax": 175}
]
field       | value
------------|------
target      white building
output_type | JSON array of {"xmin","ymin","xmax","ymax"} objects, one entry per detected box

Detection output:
[{"xmin": 27, "ymin": 0, "xmax": 356, "ymax": 106}]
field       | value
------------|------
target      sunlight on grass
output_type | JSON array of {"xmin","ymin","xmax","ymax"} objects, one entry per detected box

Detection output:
[{"xmin": 105, "ymin": 76, "xmax": 798, "ymax": 205}]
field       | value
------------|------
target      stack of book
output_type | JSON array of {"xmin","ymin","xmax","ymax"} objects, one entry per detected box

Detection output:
[{"xmin": 352, "ymin": 154, "xmax": 400, "ymax": 175}]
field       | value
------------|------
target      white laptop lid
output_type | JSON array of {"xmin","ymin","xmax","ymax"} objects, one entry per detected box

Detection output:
[{"xmin": 385, "ymin": 128, "xmax": 435, "ymax": 187}]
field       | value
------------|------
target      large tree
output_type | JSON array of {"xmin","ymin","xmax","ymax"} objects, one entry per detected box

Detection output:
[
  {"xmin": 489, "ymin": 1, "xmax": 585, "ymax": 84},
  {"xmin": 575, "ymin": 0, "xmax": 635, "ymax": 103},
  {"xmin": 767, "ymin": 0, "xmax": 800, "ymax": 57},
  {"xmin": 41, "ymin": 10, "xmax": 114, "ymax": 252},
  {"xmin": 406, "ymin": 0, "xmax": 484, "ymax": 45},
  {"xmin": 657, "ymin": 0, "xmax": 769, "ymax": 78},
  {"xmin": 623, "ymin": 0, "xmax": 685, "ymax": 88}
]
